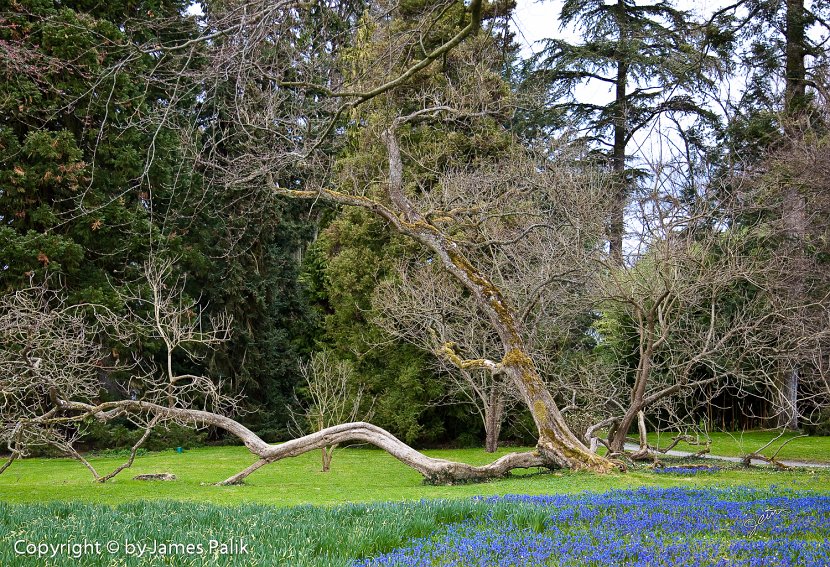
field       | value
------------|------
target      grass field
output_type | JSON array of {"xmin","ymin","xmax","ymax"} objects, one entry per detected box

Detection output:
[
  {"xmin": 1, "ymin": 486, "xmax": 827, "ymax": 566},
  {"xmin": 646, "ymin": 430, "xmax": 830, "ymax": 463},
  {"xmin": 2, "ymin": 439, "xmax": 829, "ymax": 566},
  {"xmin": 1, "ymin": 444, "xmax": 829, "ymax": 507}
]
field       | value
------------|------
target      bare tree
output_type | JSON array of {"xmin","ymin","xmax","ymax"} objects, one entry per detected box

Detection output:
[
  {"xmin": 289, "ymin": 351, "xmax": 372, "ymax": 471},
  {"xmin": 373, "ymin": 261, "xmax": 517, "ymax": 453},
  {"xmin": 0, "ymin": 259, "xmax": 235, "ymax": 482},
  {"xmin": 585, "ymin": 181, "xmax": 830, "ymax": 456},
  {"xmin": 370, "ymin": 149, "xmax": 612, "ymax": 454}
]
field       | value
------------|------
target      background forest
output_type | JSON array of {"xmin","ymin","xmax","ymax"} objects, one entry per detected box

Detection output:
[{"xmin": 1, "ymin": 0, "xmax": 829, "ymax": 461}]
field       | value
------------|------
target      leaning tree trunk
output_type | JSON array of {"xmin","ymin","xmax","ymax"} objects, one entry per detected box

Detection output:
[
  {"xmin": 57, "ymin": 399, "xmax": 552, "ymax": 485},
  {"xmin": 609, "ymin": 365, "xmax": 649, "ymax": 454},
  {"xmin": 279, "ymin": 127, "xmax": 617, "ymax": 474}
]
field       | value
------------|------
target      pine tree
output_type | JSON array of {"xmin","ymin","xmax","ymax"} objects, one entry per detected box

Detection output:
[{"xmin": 525, "ymin": 0, "xmax": 721, "ymax": 264}]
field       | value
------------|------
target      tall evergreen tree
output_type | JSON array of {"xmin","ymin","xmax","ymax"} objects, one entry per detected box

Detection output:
[
  {"xmin": 0, "ymin": 0, "xmax": 193, "ymax": 299},
  {"xmin": 525, "ymin": 0, "xmax": 721, "ymax": 264}
]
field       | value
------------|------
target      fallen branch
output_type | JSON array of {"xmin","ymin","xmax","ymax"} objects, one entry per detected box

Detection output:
[
  {"xmin": 741, "ymin": 432, "xmax": 807, "ymax": 470},
  {"xmin": 658, "ymin": 434, "xmax": 712, "ymax": 453},
  {"xmin": 58, "ymin": 399, "xmax": 550, "ymax": 485}
]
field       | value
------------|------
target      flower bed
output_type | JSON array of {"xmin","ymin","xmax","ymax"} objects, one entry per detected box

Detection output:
[{"xmin": 354, "ymin": 488, "xmax": 830, "ymax": 566}]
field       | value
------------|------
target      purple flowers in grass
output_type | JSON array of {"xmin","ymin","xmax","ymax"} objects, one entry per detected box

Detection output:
[
  {"xmin": 353, "ymin": 487, "xmax": 830, "ymax": 567},
  {"xmin": 652, "ymin": 466, "xmax": 721, "ymax": 475}
]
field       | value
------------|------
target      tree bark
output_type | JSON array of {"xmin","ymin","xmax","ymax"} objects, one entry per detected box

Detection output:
[
  {"xmin": 777, "ymin": 366, "xmax": 800, "ymax": 430},
  {"xmin": 609, "ymin": 0, "xmax": 629, "ymax": 266},
  {"xmin": 785, "ymin": 0, "xmax": 807, "ymax": 116},
  {"xmin": 484, "ymin": 391, "xmax": 504, "ymax": 453},
  {"xmin": 58, "ymin": 399, "xmax": 554, "ymax": 484},
  {"xmin": 629, "ymin": 411, "xmax": 652, "ymax": 461},
  {"xmin": 321, "ymin": 445, "xmax": 334, "ymax": 472},
  {"xmin": 609, "ymin": 320, "xmax": 654, "ymax": 453}
]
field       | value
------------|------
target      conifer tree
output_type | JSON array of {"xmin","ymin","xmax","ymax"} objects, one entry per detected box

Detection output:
[{"xmin": 525, "ymin": 0, "xmax": 721, "ymax": 264}]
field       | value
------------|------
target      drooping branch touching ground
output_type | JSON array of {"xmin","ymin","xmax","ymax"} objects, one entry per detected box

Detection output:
[
  {"xmin": 217, "ymin": 422, "xmax": 548, "ymax": 486},
  {"xmin": 56, "ymin": 399, "xmax": 546, "ymax": 485}
]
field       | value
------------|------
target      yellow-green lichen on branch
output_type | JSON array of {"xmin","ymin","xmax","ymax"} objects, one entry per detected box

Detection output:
[
  {"xmin": 444, "ymin": 248, "xmax": 519, "ymax": 338},
  {"xmin": 439, "ymin": 343, "xmax": 500, "ymax": 372}
]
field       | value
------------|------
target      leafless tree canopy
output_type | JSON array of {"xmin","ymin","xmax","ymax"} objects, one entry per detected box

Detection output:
[
  {"xmin": 0, "ymin": 285, "xmax": 107, "ymax": 462},
  {"xmin": 371, "ymin": 152, "xmax": 611, "ymax": 451},
  {"xmin": 0, "ymin": 260, "xmax": 236, "ymax": 481}
]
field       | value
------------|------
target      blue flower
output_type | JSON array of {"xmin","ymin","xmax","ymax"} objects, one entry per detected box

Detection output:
[{"xmin": 353, "ymin": 488, "xmax": 830, "ymax": 567}]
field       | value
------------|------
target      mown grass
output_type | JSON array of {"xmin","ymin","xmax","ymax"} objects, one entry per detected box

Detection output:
[
  {"xmin": 646, "ymin": 431, "xmax": 830, "ymax": 463},
  {"xmin": 1, "ymin": 444, "xmax": 829, "ymax": 507}
]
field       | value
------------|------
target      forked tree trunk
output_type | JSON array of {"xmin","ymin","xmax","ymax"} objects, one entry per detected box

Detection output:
[{"xmin": 629, "ymin": 411, "xmax": 652, "ymax": 461}]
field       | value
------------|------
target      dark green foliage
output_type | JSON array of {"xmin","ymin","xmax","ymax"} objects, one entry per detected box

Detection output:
[
  {"xmin": 301, "ymin": 208, "xmax": 446, "ymax": 444},
  {"xmin": 188, "ymin": 198, "xmax": 318, "ymax": 442},
  {"xmin": 0, "ymin": 0, "xmax": 192, "ymax": 303},
  {"xmin": 293, "ymin": 2, "xmax": 527, "ymax": 448},
  {"xmin": 83, "ymin": 421, "xmax": 209, "ymax": 453},
  {"xmin": 804, "ymin": 409, "xmax": 830, "ymax": 437}
]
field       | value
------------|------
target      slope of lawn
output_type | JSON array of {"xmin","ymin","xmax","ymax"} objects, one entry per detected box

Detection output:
[{"xmin": 1, "ymin": 445, "xmax": 829, "ymax": 507}]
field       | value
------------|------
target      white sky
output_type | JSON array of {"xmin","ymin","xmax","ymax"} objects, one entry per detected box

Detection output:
[{"xmin": 511, "ymin": 0, "xmax": 828, "ymax": 57}]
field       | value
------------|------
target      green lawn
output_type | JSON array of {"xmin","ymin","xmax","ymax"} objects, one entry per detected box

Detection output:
[
  {"xmin": 645, "ymin": 430, "xmax": 830, "ymax": 463},
  {"xmin": 2, "ymin": 445, "xmax": 829, "ymax": 566},
  {"xmin": 1, "ymin": 444, "xmax": 828, "ymax": 507}
]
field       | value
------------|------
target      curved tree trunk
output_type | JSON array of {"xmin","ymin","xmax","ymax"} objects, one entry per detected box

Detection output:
[{"xmin": 57, "ymin": 399, "xmax": 548, "ymax": 484}]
